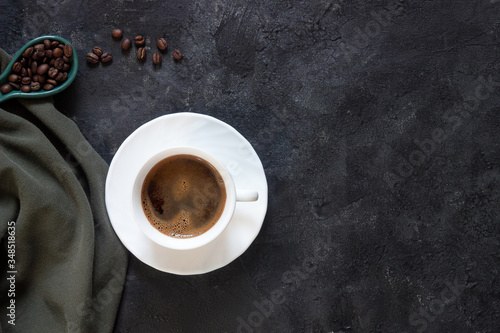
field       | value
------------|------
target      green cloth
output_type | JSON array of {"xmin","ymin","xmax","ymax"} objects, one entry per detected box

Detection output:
[{"xmin": 0, "ymin": 48, "xmax": 127, "ymax": 332}]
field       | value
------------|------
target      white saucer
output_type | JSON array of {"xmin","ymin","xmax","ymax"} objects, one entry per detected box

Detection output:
[{"xmin": 105, "ymin": 112, "xmax": 268, "ymax": 275}]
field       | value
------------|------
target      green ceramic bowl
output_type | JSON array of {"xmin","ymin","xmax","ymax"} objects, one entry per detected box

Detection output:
[{"xmin": 0, "ymin": 35, "xmax": 78, "ymax": 103}]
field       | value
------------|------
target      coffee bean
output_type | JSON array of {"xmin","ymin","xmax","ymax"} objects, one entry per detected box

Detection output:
[
  {"xmin": 31, "ymin": 81, "xmax": 41, "ymax": 91},
  {"xmin": 8, "ymin": 74, "xmax": 20, "ymax": 83},
  {"xmin": 1, "ymin": 84, "xmax": 13, "ymax": 94},
  {"xmin": 112, "ymin": 29, "xmax": 123, "ymax": 39},
  {"xmin": 55, "ymin": 72, "xmax": 64, "ymax": 81},
  {"xmin": 9, "ymin": 82, "xmax": 20, "ymax": 90},
  {"xmin": 34, "ymin": 43, "xmax": 44, "ymax": 52},
  {"xmin": 53, "ymin": 47, "xmax": 63, "ymax": 58},
  {"xmin": 45, "ymin": 49, "xmax": 53, "ymax": 58},
  {"xmin": 51, "ymin": 40, "xmax": 59, "ymax": 48},
  {"xmin": 157, "ymin": 38, "xmax": 167, "ymax": 51},
  {"xmin": 48, "ymin": 67, "xmax": 59, "ymax": 78},
  {"xmin": 101, "ymin": 52, "xmax": 113, "ymax": 63},
  {"xmin": 86, "ymin": 52, "xmax": 99, "ymax": 64},
  {"xmin": 12, "ymin": 62, "xmax": 22, "ymax": 73},
  {"xmin": 134, "ymin": 36, "xmax": 145, "ymax": 46},
  {"xmin": 33, "ymin": 74, "xmax": 46, "ymax": 84},
  {"xmin": 21, "ymin": 67, "xmax": 28, "ymax": 77},
  {"xmin": 63, "ymin": 44, "xmax": 73, "ymax": 57},
  {"xmin": 43, "ymin": 39, "xmax": 51, "ymax": 49},
  {"xmin": 43, "ymin": 84, "xmax": 54, "ymax": 91},
  {"xmin": 62, "ymin": 63, "xmax": 71, "ymax": 72},
  {"xmin": 172, "ymin": 49, "xmax": 182, "ymax": 61},
  {"xmin": 54, "ymin": 58, "xmax": 65, "ymax": 70},
  {"xmin": 47, "ymin": 79, "xmax": 57, "ymax": 86},
  {"xmin": 21, "ymin": 76, "xmax": 31, "ymax": 85},
  {"xmin": 31, "ymin": 53, "xmax": 40, "ymax": 61},
  {"xmin": 37, "ymin": 63, "xmax": 49, "ymax": 75},
  {"xmin": 137, "ymin": 47, "xmax": 146, "ymax": 61},
  {"xmin": 22, "ymin": 47, "xmax": 34, "ymax": 58},
  {"xmin": 63, "ymin": 56, "xmax": 70, "ymax": 63},
  {"xmin": 60, "ymin": 72, "xmax": 68, "ymax": 82},
  {"xmin": 21, "ymin": 85, "xmax": 31, "ymax": 93},
  {"xmin": 20, "ymin": 57, "xmax": 27, "ymax": 67},
  {"xmin": 121, "ymin": 38, "xmax": 132, "ymax": 51},
  {"xmin": 27, "ymin": 68, "xmax": 32, "ymax": 77},
  {"xmin": 92, "ymin": 46, "xmax": 103, "ymax": 57},
  {"xmin": 49, "ymin": 58, "xmax": 56, "ymax": 66},
  {"xmin": 35, "ymin": 48, "xmax": 45, "ymax": 58},
  {"xmin": 152, "ymin": 52, "xmax": 162, "ymax": 65}
]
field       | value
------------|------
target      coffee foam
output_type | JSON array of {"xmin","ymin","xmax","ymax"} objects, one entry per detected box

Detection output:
[{"xmin": 140, "ymin": 154, "xmax": 226, "ymax": 238}]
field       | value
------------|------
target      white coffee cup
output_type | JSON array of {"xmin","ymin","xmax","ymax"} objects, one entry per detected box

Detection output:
[{"xmin": 132, "ymin": 146, "xmax": 258, "ymax": 250}]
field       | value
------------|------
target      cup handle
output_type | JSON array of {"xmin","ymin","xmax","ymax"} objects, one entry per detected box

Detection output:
[{"xmin": 236, "ymin": 190, "xmax": 259, "ymax": 202}]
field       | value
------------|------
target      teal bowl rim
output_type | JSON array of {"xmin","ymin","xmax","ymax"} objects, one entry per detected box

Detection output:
[{"xmin": 0, "ymin": 35, "xmax": 78, "ymax": 101}]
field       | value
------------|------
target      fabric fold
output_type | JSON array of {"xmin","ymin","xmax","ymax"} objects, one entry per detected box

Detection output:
[{"xmin": 0, "ymin": 47, "xmax": 127, "ymax": 332}]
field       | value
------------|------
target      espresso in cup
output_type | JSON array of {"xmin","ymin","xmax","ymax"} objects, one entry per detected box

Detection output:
[{"xmin": 141, "ymin": 154, "xmax": 227, "ymax": 238}]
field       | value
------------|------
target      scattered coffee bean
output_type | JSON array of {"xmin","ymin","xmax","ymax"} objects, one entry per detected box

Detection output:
[
  {"xmin": 21, "ymin": 85, "xmax": 31, "ymax": 93},
  {"xmin": 101, "ymin": 52, "xmax": 113, "ymax": 63},
  {"xmin": 31, "ymin": 81, "xmax": 41, "ymax": 91},
  {"xmin": 43, "ymin": 84, "xmax": 54, "ymax": 91},
  {"xmin": 152, "ymin": 52, "xmax": 162, "ymax": 65},
  {"xmin": 121, "ymin": 38, "xmax": 132, "ymax": 51},
  {"xmin": 53, "ymin": 47, "xmax": 63, "ymax": 58},
  {"xmin": 172, "ymin": 49, "xmax": 182, "ymax": 61},
  {"xmin": 92, "ymin": 46, "xmax": 103, "ymax": 57},
  {"xmin": 63, "ymin": 44, "xmax": 73, "ymax": 57},
  {"xmin": 1, "ymin": 84, "xmax": 12, "ymax": 94},
  {"xmin": 137, "ymin": 47, "xmax": 146, "ymax": 61},
  {"xmin": 12, "ymin": 62, "xmax": 22, "ymax": 73},
  {"xmin": 112, "ymin": 29, "xmax": 123, "ymax": 39},
  {"xmin": 134, "ymin": 36, "xmax": 145, "ymax": 46},
  {"xmin": 86, "ymin": 52, "xmax": 99, "ymax": 64},
  {"xmin": 157, "ymin": 38, "xmax": 167, "ymax": 51}
]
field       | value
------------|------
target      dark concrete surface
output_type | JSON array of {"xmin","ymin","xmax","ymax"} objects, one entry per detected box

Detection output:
[{"xmin": 2, "ymin": 0, "xmax": 500, "ymax": 332}]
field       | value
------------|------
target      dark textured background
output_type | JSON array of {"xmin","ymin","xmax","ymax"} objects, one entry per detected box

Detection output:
[{"xmin": 1, "ymin": 0, "xmax": 500, "ymax": 332}]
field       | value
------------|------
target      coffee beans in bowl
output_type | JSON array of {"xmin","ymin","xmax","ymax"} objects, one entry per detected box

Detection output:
[{"xmin": 0, "ymin": 37, "xmax": 75, "ymax": 95}]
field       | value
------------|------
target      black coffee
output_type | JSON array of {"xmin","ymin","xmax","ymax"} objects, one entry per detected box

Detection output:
[{"xmin": 141, "ymin": 154, "xmax": 226, "ymax": 238}]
